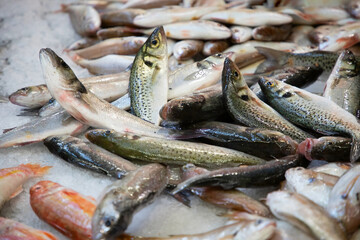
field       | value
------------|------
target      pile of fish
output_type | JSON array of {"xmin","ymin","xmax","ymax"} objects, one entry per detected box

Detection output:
[{"xmin": 3, "ymin": 0, "xmax": 360, "ymax": 239}]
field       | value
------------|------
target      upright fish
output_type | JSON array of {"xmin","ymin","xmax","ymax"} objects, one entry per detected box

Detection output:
[
  {"xmin": 130, "ymin": 26, "xmax": 168, "ymax": 125},
  {"xmin": 259, "ymin": 77, "xmax": 360, "ymax": 162}
]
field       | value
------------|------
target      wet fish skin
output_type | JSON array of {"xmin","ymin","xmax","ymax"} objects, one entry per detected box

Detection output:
[
  {"xmin": 64, "ymin": 37, "xmax": 99, "ymax": 52},
  {"xmin": 202, "ymin": 40, "xmax": 229, "ymax": 56},
  {"xmin": 312, "ymin": 162, "xmax": 353, "ymax": 177},
  {"xmin": 222, "ymin": 58, "xmax": 312, "ymax": 142},
  {"xmin": 259, "ymin": 77, "xmax": 360, "ymax": 163},
  {"xmin": 289, "ymin": 25, "xmax": 315, "ymax": 47},
  {"xmin": 168, "ymin": 55, "xmax": 194, "ymax": 71},
  {"xmin": 9, "ymin": 84, "xmax": 51, "ymax": 108},
  {"xmin": 271, "ymin": 220, "xmax": 316, "ymax": 240},
  {"xmin": 30, "ymin": 181, "xmax": 96, "ymax": 240},
  {"xmin": 173, "ymin": 40, "xmax": 203, "ymax": 61},
  {"xmin": 230, "ymin": 26, "xmax": 252, "ymax": 44},
  {"xmin": 92, "ymin": 163, "xmax": 168, "ymax": 240},
  {"xmin": 100, "ymin": 8, "xmax": 146, "ymax": 27},
  {"xmin": 252, "ymin": 24, "xmax": 292, "ymax": 42},
  {"xmin": 308, "ymin": 25, "xmax": 337, "ymax": 45},
  {"xmin": 96, "ymin": 26, "xmax": 145, "ymax": 40},
  {"xmin": 85, "ymin": 129, "xmax": 266, "ymax": 168},
  {"xmin": 44, "ymin": 135, "xmax": 137, "ymax": 179},
  {"xmin": 348, "ymin": 0, "xmax": 360, "ymax": 19},
  {"xmin": 130, "ymin": 26, "xmax": 168, "ymax": 125},
  {"xmin": 121, "ymin": 0, "xmax": 181, "ymax": 9}
]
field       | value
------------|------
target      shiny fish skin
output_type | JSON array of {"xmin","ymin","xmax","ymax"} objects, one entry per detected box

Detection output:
[
  {"xmin": 308, "ymin": 25, "xmax": 337, "ymax": 45},
  {"xmin": 121, "ymin": 0, "xmax": 182, "ymax": 9},
  {"xmin": 259, "ymin": 77, "xmax": 360, "ymax": 163},
  {"xmin": 348, "ymin": 0, "xmax": 360, "ymax": 19},
  {"xmin": 64, "ymin": 37, "xmax": 99, "ymax": 52},
  {"xmin": 168, "ymin": 55, "xmax": 194, "ymax": 71},
  {"xmin": 96, "ymin": 26, "xmax": 145, "ymax": 40},
  {"xmin": 9, "ymin": 84, "xmax": 51, "ymax": 108},
  {"xmin": 230, "ymin": 26, "xmax": 252, "ymax": 44},
  {"xmin": 271, "ymin": 220, "xmax": 316, "ymax": 240},
  {"xmin": 100, "ymin": 8, "xmax": 146, "ymax": 27},
  {"xmin": 85, "ymin": 129, "xmax": 266, "ymax": 168},
  {"xmin": 289, "ymin": 25, "xmax": 315, "ymax": 47},
  {"xmin": 312, "ymin": 162, "xmax": 353, "ymax": 177},
  {"xmin": 323, "ymin": 50, "xmax": 360, "ymax": 116},
  {"xmin": 202, "ymin": 40, "xmax": 229, "ymax": 56},
  {"xmin": 44, "ymin": 135, "xmax": 137, "ymax": 179},
  {"xmin": 0, "ymin": 217, "xmax": 57, "ymax": 240},
  {"xmin": 92, "ymin": 163, "xmax": 168, "ymax": 240},
  {"xmin": 173, "ymin": 40, "xmax": 203, "ymax": 61},
  {"xmin": 266, "ymin": 191, "xmax": 346, "ymax": 240},
  {"xmin": 252, "ymin": 25, "xmax": 291, "ymax": 42},
  {"xmin": 30, "ymin": 181, "xmax": 96, "ymax": 240},
  {"xmin": 222, "ymin": 58, "xmax": 312, "ymax": 142},
  {"xmin": 130, "ymin": 26, "xmax": 168, "ymax": 125}
]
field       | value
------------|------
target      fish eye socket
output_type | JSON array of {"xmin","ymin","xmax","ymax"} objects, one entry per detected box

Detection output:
[
  {"xmin": 266, "ymin": 81, "xmax": 274, "ymax": 87},
  {"xmin": 234, "ymin": 71, "xmax": 239, "ymax": 77},
  {"xmin": 151, "ymin": 39, "xmax": 159, "ymax": 47},
  {"xmin": 105, "ymin": 219, "xmax": 112, "ymax": 227},
  {"xmin": 60, "ymin": 59, "xmax": 69, "ymax": 68},
  {"xmin": 215, "ymin": 53, "xmax": 221, "ymax": 57}
]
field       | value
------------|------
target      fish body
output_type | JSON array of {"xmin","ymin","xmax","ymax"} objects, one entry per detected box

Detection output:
[
  {"xmin": 271, "ymin": 220, "xmax": 316, "ymax": 240},
  {"xmin": 30, "ymin": 181, "xmax": 96, "ymax": 240},
  {"xmin": 308, "ymin": 25, "xmax": 337, "ymax": 45},
  {"xmin": 348, "ymin": 0, "xmax": 360, "ymax": 19},
  {"xmin": 64, "ymin": 37, "xmax": 100, "ymax": 52},
  {"xmin": 202, "ymin": 40, "xmax": 229, "ymax": 56},
  {"xmin": 319, "ymin": 22, "xmax": 360, "ymax": 51},
  {"xmin": 168, "ymin": 55, "xmax": 194, "ymax": 71},
  {"xmin": 312, "ymin": 162, "xmax": 353, "ymax": 177},
  {"xmin": 252, "ymin": 25, "xmax": 291, "ymax": 42},
  {"xmin": 121, "ymin": 0, "xmax": 182, "ymax": 9},
  {"xmin": 230, "ymin": 26, "xmax": 252, "ymax": 44},
  {"xmin": 100, "ymin": 8, "xmax": 146, "ymax": 27},
  {"xmin": 289, "ymin": 25, "xmax": 314, "ymax": 47},
  {"xmin": 173, "ymin": 40, "xmax": 203, "ymax": 61},
  {"xmin": 130, "ymin": 27, "xmax": 168, "ymax": 125},
  {"xmin": 9, "ymin": 84, "xmax": 51, "ymax": 108}
]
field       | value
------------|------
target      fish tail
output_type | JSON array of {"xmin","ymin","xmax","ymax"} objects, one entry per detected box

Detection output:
[
  {"xmin": 350, "ymin": 132, "xmax": 360, "ymax": 162},
  {"xmin": 19, "ymin": 164, "xmax": 52, "ymax": 177},
  {"xmin": 255, "ymin": 47, "xmax": 288, "ymax": 73}
]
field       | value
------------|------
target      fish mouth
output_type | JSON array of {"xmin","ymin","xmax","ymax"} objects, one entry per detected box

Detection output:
[
  {"xmin": 224, "ymin": 51, "xmax": 235, "ymax": 61},
  {"xmin": 39, "ymin": 48, "xmax": 62, "ymax": 68}
]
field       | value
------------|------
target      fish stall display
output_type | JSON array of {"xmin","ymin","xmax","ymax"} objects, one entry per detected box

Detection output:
[{"xmin": 1, "ymin": 0, "xmax": 360, "ymax": 239}]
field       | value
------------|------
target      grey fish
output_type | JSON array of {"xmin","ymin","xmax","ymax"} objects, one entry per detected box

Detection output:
[
  {"xmin": 44, "ymin": 135, "xmax": 137, "ymax": 179},
  {"xmin": 92, "ymin": 163, "xmax": 168, "ymax": 240},
  {"xmin": 259, "ymin": 77, "xmax": 360, "ymax": 162},
  {"xmin": 222, "ymin": 58, "xmax": 312, "ymax": 142}
]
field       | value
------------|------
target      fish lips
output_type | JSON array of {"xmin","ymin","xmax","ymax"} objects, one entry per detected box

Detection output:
[{"xmin": 39, "ymin": 48, "xmax": 62, "ymax": 68}]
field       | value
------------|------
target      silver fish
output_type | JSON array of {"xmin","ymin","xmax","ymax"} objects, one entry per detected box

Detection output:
[
  {"xmin": 173, "ymin": 40, "xmax": 203, "ymax": 61},
  {"xmin": 230, "ymin": 26, "xmax": 252, "ymax": 44}
]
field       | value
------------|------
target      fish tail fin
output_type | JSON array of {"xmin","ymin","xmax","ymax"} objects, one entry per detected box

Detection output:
[
  {"xmin": 350, "ymin": 132, "xmax": 360, "ymax": 162},
  {"xmin": 19, "ymin": 164, "xmax": 52, "ymax": 177},
  {"xmin": 254, "ymin": 47, "xmax": 289, "ymax": 73}
]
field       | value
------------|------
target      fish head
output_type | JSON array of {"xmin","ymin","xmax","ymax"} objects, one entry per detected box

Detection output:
[
  {"xmin": 205, "ymin": 52, "xmax": 235, "ymax": 68},
  {"xmin": 142, "ymin": 26, "xmax": 167, "ymax": 62},
  {"xmin": 30, "ymin": 180, "xmax": 61, "ymax": 198},
  {"xmin": 338, "ymin": 50, "xmax": 358, "ymax": 77},
  {"xmin": 259, "ymin": 76, "xmax": 294, "ymax": 100},
  {"xmin": 222, "ymin": 57, "xmax": 246, "ymax": 94}
]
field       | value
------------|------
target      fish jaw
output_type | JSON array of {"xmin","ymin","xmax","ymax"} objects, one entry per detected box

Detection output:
[{"xmin": 297, "ymin": 138, "xmax": 315, "ymax": 161}]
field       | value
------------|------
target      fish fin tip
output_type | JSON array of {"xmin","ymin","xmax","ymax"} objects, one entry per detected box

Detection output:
[
  {"xmin": 20, "ymin": 164, "xmax": 52, "ymax": 176},
  {"xmin": 9, "ymin": 185, "xmax": 23, "ymax": 199}
]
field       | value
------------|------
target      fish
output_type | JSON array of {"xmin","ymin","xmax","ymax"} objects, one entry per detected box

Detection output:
[
  {"xmin": 96, "ymin": 26, "xmax": 145, "ymax": 40},
  {"xmin": 202, "ymin": 40, "xmax": 229, "ymax": 56},
  {"xmin": 285, "ymin": 167, "xmax": 338, "ymax": 208},
  {"xmin": 201, "ymin": 9, "xmax": 292, "ymax": 26},
  {"xmin": 100, "ymin": 8, "xmax": 146, "ymax": 27},
  {"xmin": 172, "ymin": 155, "xmax": 304, "ymax": 192},
  {"xmin": 85, "ymin": 129, "xmax": 266, "ymax": 168},
  {"xmin": 222, "ymin": 58, "xmax": 312, "ymax": 142},
  {"xmin": 289, "ymin": 25, "xmax": 315, "ymax": 47},
  {"xmin": 0, "ymin": 164, "xmax": 51, "ymax": 209},
  {"xmin": 312, "ymin": 162, "xmax": 353, "ymax": 177},
  {"xmin": 351, "ymin": 229, "xmax": 360, "ymax": 240},
  {"xmin": 71, "ymin": 54, "xmax": 134, "ymax": 75},
  {"xmin": 327, "ymin": 164, "xmax": 360, "ymax": 233},
  {"xmin": 302, "ymin": 7, "xmax": 351, "ymax": 24},
  {"xmin": 259, "ymin": 77, "xmax": 360, "ymax": 163},
  {"xmin": 252, "ymin": 25, "xmax": 292, "ymax": 42},
  {"xmin": 129, "ymin": 26, "xmax": 168, "ymax": 125},
  {"xmin": 319, "ymin": 22, "xmax": 360, "ymax": 51},
  {"xmin": 348, "ymin": 0, "xmax": 360, "ymax": 19},
  {"xmin": 168, "ymin": 55, "xmax": 194, "ymax": 71},
  {"xmin": 271, "ymin": 220, "xmax": 316, "ymax": 240},
  {"xmin": 121, "ymin": 0, "xmax": 182, "ymax": 9},
  {"xmin": 323, "ymin": 50, "xmax": 360, "ymax": 116},
  {"xmin": 64, "ymin": 37, "xmax": 100, "ymax": 52},
  {"xmin": 73, "ymin": 36, "xmax": 147, "ymax": 59},
  {"xmin": 190, "ymin": 121, "xmax": 298, "ymax": 160},
  {"xmin": 133, "ymin": 6, "xmax": 222, "ymax": 28},
  {"xmin": 173, "ymin": 40, "xmax": 203, "ymax": 61},
  {"xmin": 44, "ymin": 135, "xmax": 137, "ymax": 179},
  {"xmin": 92, "ymin": 163, "xmax": 168, "ymax": 240},
  {"xmin": 61, "ymin": 4, "xmax": 101, "ymax": 37},
  {"xmin": 266, "ymin": 191, "xmax": 347, "ymax": 240},
  {"xmin": 308, "ymin": 25, "xmax": 338, "ymax": 45},
  {"xmin": 0, "ymin": 217, "xmax": 57, "ymax": 240},
  {"xmin": 9, "ymin": 84, "xmax": 51, "ymax": 108},
  {"xmin": 230, "ymin": 26, "xmax": 252, "ymax": 44},
  {"xmin": 30, "ymin": 181, "xmax": 96, "ymax": 240}
]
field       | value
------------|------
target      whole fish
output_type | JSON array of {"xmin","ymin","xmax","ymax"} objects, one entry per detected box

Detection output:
[
  {"xmin": 73, "ymin": 36, "xmax": 147, "ymax": 59},
  {"xmin": 312, "ymin": 162, "xmax": 353, "ymax": 177},
  {"xmin": 172, "ymin": 155, "xmax": 304, "ymax": 192},
  {"xmin": 173, "ymin": 40, "xmax": 203, "ymax": 61},
  {"xmin": 190, "ymin": 121, "xmax": 298, "ymax": 160},
  {"xmin": 302, "ymin": 7, "xmax": 351, "ymax": 24},
  {"xmin": 259, "ymin": 77, "xmax": 360, "ymax": 163},
  {"xmin": 327, "ymin": 165, "xmax": 360, "ymax": 233},
  {"xmin": 30, "ymin": 181, "xmax": 96, "ymax": 240},
  {"xmin": 202, "ymin": 40, "xmax": 229, "ymax": 56},
  {"xmin": 222, "ymin": 58, "xmax": 312, "ymax": 142},
  {"xmin": 201, "ymin": 9, "xmax": 292, "ymax": 26},
  {"xmin": 86, "ymin": 129, "xmax": 266, "ymax": 168},
  {"xmin": 285, "ymin": 167, "xmax": 338, "ymax": 208},
  {"xmin": 0, "ymin": 164, "xmax": 51, "ymax": 209},
  {"xmin": 133, "ymin": 6, "xmax": 222, "ymax": 28},
  {"xmin": 130, "ymin": 26, "xmax": 168, "ymax": 125},
  {"xmin": 9, "ymin": 84, "xmax": 51, "ymax": 108},
  {"xmin": 323, "ymin": 50, "xmax": 360, "ymax": 116},
  {"xmin": 319, "ymin": 22, "xmax": 360, "ymax": 51},
  {"xmin": 100, "ymin": 8, "xmax": 146, "ymax": 27},
  {"xmin": 92, "ymin": 163, "xmax": 168, "ymax": 240},
  {"xmin": 61, "ymin": 4, "xmax": 101, "ymax": 37},
  {"xmin": 252, "ymin": 25, "xmax": 291, "ymax": 42},
  {"xmin": 44, "ymin": 135, "xmax": 137, "ymax": 179},
  {"xmin": 121, "ymin": 0, "xmax": 182, "ymax": 9},
  {"xmin": 266, "ymin": 191, "xmax": 347, "ymax": 240},
  {"xmin": 230, "ymin": 26, "xmax": 252, "ymax": 44},
  {"xmin": 0, "ymin": 217, "xmax": 57, "ymax": 240}
]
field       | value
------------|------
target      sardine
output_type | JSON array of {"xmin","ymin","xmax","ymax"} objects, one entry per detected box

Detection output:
[
  {"xmin": 85, "ymin": 129, "xmax": 266, "ymax": 168},
  {"xmin": 100, "ymin": 8, "xmax": 146, "ymax": 27},
  {"xmin": 173, "ymin": 40, "xmax": 203, "ymax": 61},
  {"xmin": 222, "ymin": 58, "xmax": 312, "ymax": 142},
  {"xmin": 44, "ymin": 135, "xmax": 137, "ymax": 179},
  {"xmin": 92, "ymin": 163, "xmax": 168, "ymax": 240},
  {"xmin": 259, "ymin": 77, "xmax": 360, "ymax": 162},
  {"xmin": 252, "ymin": 25, "xmax": 291, "ymax": 42},
  {"xmin": 130, "ymin": 26, "xmax": 168, "ymax": 125},
  {"xmin": 202, "ymin": 40, "xmax": 229, "ymax": 56},
  {"xmin": 9, "ymin": 84, "xmax": 51, "ymax": 108},
  {"xmin": 327, "ymin": 165, "xmax": 360, "ymax": 233},
  {"xmin": 0, "ymin": 164, "xmax": 51, "ymax": 209},
  {"xmin": 266, "ymin": 191, "xmax": 346, "ymax": 240},
  {"xmin": 30, "ymin": 181, "xmax": 96, "ymax": 240},
  {"xmin": 230, "ymin": 26, "xmax": 252, "ymax": 44},
  {"xmin": 312, "ymin": 162, "xmax": 353, "ymax": 177}
]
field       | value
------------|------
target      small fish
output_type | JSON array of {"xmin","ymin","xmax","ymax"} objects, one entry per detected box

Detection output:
[
  {"xmin": 0, "ymin": 217, "xmax": 57, "ymax": 240},
  {"xmin": 96, "ymin": 26, "xmax": 145, "ymax": 40},
  {"xmin": 86, "ymin": 129, "xmax": 266, "ymax": 168},
  {"xmin": 289, "ymin": 25, "xmax": 315, "ymax": 47},
  {"xmin": 201, "ymin": 9, "xmax": 292, "ymax": 26},
  {"xmin": 222, "ymin": 58, "xmax": 312, "ymax": 142},
  {"xmin": 9, "ymin": 84, "xmax": 51, "ymax": 108},
  {"xmin": 302, "ymin": 7, "xmax": 351, "ymax": 24},
  {"xmin": 100, "ymin": 8, "xmax": 146, "ymax": 27},
  {"xmin": 0, "ymin": 164, "xmax": 51, "ymax": 209},
  {"xmin": 323, "ymin": 50, "xmax": 360, "ymax": 116},
  {"xmin": 202, "ymin": 40, "xmax": 229, "ymax": 56},
  {"xmin": 130, "ymin": 26, "xmax": 168, "ymax": 125},
  {"xmin": 266, "ymin": 191, "xmax": 347, "ymax": 240},
  {"xmin": 230, "ymin": 26, "xmax": 252, "ymax": 44},
  {"xmin": 73, "ymin": 36, "xmax": 147, "ymax": 59},
  {"xmin": 252, "ymin": 24, "xmax": 291, "ymax": 42},
  {"xmin": 30, "ymin": 181, "xmax": 96, "ymax": 240},
  {"xmin": 173, "ymin": 40, "xmax": 203, "ymax": 61},
  {"xmin": 61, "ymin": 4, "xmax": 101, "ymax": 37},
  {"xmin": 259, "ymin": 77, "xmax": 360, "ymax": 163},
  {"xmin": 312, "ymin": 162, "xmax": 353, "ymax": 177},
  {"xmin": 44, "ymin": 135, "xmax": 137, "ymax": 179},
  {"xmin": 327, "ymin": 165, "xmax": 360, "ymax": 233},
  {"xmin": 92, "ymin": 163, "xmax": 168, "ymax": 240}
]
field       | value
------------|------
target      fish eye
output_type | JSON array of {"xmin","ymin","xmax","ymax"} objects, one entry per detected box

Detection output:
[
  {"xmin": 104, "ymin": 217, "xmax": 114, "ymax": 227},
  {"xmin": 234, "ymin": 71, "xmax": 239, "ymax": 77},
  {"xmin": 266, "ymin": 81, "xmax": 274, "ymax": 87},
  {"xmin": 59, "ymin": 59, "xmax": 69, "ymax": 69},
  {"xmin": 151, "ymin": 39, "xmax": 159, "ymax": 47},
  {"xmin": 215, "ymin": 53, "xmax": 221, "ymax": 57}
]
